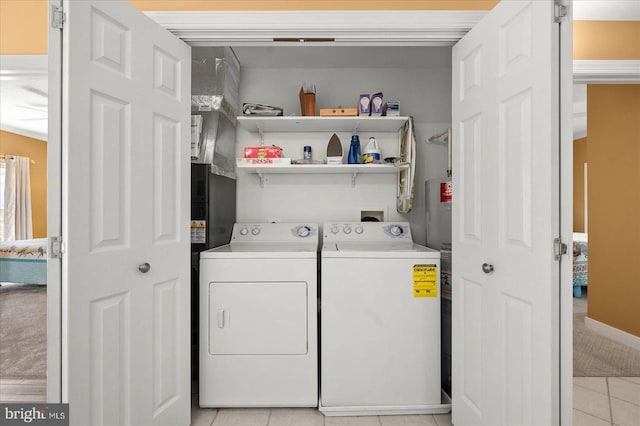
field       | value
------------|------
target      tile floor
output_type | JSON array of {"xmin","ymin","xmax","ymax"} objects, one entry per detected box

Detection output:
[
  {"xmin": 192, "ymin": 377, "xmax": 640, "ymax": 426},
  {"xmin": 573, "ymin": 377, "xmax": 640, "ymax": 426},
  {"xmin": 2, "ymin": 377, "xmax": 638, "ymax": 425}
]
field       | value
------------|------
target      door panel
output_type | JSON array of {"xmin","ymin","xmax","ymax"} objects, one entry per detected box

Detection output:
[
  {"xmin": 209, "ymin": 282, "xmax": 308, "ymax": 355},
  {"xmin": 152, "ymin": 114, "xmax": 180, "ymax": 243},
  {"xmin": 89, "ymin": 91, "xmax": 130, "ymax": 251},
  {"xmin": 62, "ymin": 1, "xmax": 190, "ymax": 425},
  {"xmin": 152, "ymin": 279, "xmax": 180, "ymax": 415},
  {"xmin": 90, "ymin": 292, "xmax": 130, "ymax": 426},
  {"xmin": 452, "ymin": 1, "xmax": 564, "ymax": 425}
]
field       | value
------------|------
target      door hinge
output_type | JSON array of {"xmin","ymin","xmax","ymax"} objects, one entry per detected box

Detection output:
[
  {"xmin": 51, "ymin": 5, "xmax": 65, "ymax": 29},
  {"xmin": 553, "ymin": 237, "xmax": 567, "ymax": 261},
  {"xmin": 554, "ymin": 0, "xmax": 568, "ymax": 23},
  {"xmin": 50, "ymin": 236, "xmax": 64, "ymax": 259}
]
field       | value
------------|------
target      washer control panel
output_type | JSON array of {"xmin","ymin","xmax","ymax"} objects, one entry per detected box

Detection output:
[
  {"xmin": 231, "ymin": 223, "xmax": 318, "ymax": 243},
  {"xmin": 323, "ymin": 222, "xmax": 412, "ymax": 242}
]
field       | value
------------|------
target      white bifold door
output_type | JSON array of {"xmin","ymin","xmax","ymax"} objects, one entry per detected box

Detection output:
[
  {"xmin": 55, "ymin": 0, "xmax": 191, "ymax": 424},
  {"xmin": 452, "ymin": 1, "xmax": 570, "ymax": 425}
]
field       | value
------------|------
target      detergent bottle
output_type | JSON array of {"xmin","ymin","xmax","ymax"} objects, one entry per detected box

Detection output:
[{"xmin": 362, "ymin": 137, "xmax": 381, "ymax": 164}]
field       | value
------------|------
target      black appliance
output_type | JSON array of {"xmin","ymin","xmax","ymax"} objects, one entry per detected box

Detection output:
[{"xmin": 190, "ymin": 163, "xmax": 236, "ymax": 379}]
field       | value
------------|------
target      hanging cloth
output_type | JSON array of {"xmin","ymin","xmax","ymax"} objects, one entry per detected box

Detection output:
[
  {"xmin": 4, "ymin": 155, "xmax": 33, "ymax": 240},
  {"xmin": 397, "ymin": 117, "xmax": 417, "ymax": 213}
]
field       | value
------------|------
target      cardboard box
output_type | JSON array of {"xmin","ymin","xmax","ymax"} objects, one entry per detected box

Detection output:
[
  {"xmin": 358, "ymin": 94, "xmax": 371, "ymax": 116},
  {"xmin": 383, "ymin": 100, "xmax": 400, "ymax": 117},
  {"xmin": 237, "ymin": 157, "xmax": 292, "ymax": 165},
  {"xmin": 299, "ymin": 88, "xmax": 316, "ymax": 116},
  {"xmin": 371, "ymin": 92, "xmax": 384, "ymax": 116},
  {"xmin": 243, "ymin": 146, "xmax": 283, "ymax": 159},
  {"xmin": 320, "ymin": 108, "xmax": 358, "ymax": 116}
]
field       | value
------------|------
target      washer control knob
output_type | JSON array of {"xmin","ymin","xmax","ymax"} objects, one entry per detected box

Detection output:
[
  {"xmin": 251, "ymin": 227, "xmax": 261, "ymax": 236},
  {"xmin": 296, "ymin": 225, "xmax": 312, "ymax": 238},
  {"xmin": 389, "ymin": 224, "xmax": 404, "ymax": 237},
  {"xmin": 355, "ymin": 225, "xmax": 364, "ymax": 234},
  {"xmin": 239, "ymin": 227, "xmax": 249, "ymax": 236},
  {"xmin": 343, "ymin": 225, "xmax": 352, "ymax": 234},
  {"xmin": 331, "ymin": 226, "xmax": 339, "ymax": 234}
]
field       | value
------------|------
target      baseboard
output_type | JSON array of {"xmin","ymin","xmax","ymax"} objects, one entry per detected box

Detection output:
[{"xmin": 584, "ymin": 316, "xmax": 640, "ymax": 351}]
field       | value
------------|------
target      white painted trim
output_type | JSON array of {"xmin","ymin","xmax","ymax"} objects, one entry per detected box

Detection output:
[
  {"xmin": 47, "ymin": 0, "xmax": 62, "ymax": 404},
  {"xmin": 574, "ymin": 1, "xmax": 640, "ymax": 21},
  {"xmin": 573, "ymin": 60, "xmax": 640, "ymax": 84},
  {"xmin": 144, "ymin": 10, "xmax": 487, "ymax": 46},
  {"xmin": 0, "ymin": 124, "xmax": 47, "ymax": 141},
  {"xmin": 585, "ymin": 316, "xmax": 640, "ymax": 351},
  {"xmin": 0, "ymin": 55, "xmax": 48, "ymax": 80}
]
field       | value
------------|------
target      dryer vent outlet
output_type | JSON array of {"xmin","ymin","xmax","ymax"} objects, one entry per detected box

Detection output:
[{"xmin": 360, "ymin": 211, "xmax": 384, "ymax": 222}]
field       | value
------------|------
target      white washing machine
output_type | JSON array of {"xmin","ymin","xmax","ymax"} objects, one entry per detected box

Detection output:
[
  {"xmin": 320, "ymin": 222, "xmax": 450, "ymax": 416},
  {"xmin": 199, "ymin": 223, "xmax": 318, "ymax": 407}
]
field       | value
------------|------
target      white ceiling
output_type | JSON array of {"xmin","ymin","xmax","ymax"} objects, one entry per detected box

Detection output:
[
  {"xmin": 1, "ymin": 1, "xmax": 637, "ymax": 142},
  {"xmin": 0, "ymin": 55, "xmax": 48, "ymax": 141}
]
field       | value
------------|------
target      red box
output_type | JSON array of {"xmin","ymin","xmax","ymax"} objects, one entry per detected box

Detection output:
[{"xmin": 243, "ymin": 146, "xmax": 283, "ymax": 159}]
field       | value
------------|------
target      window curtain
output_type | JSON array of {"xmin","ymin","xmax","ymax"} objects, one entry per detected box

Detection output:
[{"xmin": 4, "ymin": 155, "xmax": 33, "ymax": 241}]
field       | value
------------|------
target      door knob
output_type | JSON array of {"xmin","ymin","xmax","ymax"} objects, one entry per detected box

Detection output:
[
  {"xmin": 482, "ymin": 263, "xmax": 494, "ymax": 274},
  {"xmin": 138, "ymin": 262, "xmax": 151, "ymax": 273}
]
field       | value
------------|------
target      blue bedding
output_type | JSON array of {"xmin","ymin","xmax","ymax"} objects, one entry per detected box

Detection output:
[
  {"xmin": 0, "ymin": 238, "xmax": 47, "ymax": 285},
  {"xmin": 573, "ymin": 233, "xmax": 587, "ymax": 297}
]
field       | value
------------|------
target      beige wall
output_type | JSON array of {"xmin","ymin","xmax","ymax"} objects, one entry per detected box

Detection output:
[
  {"xmin": 586, "ymin": 85, "xmax": 640, "ymax": 338},
  {"xmin": 0, "ymin": 0, "xmax": 48, "ymax": 55},
  {"xmin": 573, "ymin": 138, "xmax": 587, "ymax": 233},
  {"xmin": 0, "ymin": 131, "xmax": 48, "ymax": 238},
  {"xmin": 574, "ymin": 21, "xmax": 640, "ymax": 60}
]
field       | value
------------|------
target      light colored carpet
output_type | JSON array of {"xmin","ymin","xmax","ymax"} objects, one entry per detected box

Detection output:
[
  {"xmin": 0, "ymin": 283, "xmax": 47, "ymax": 380},
  {"xmin": 573, "ymin": 295, "xmax": 640, "ymax": 377}
]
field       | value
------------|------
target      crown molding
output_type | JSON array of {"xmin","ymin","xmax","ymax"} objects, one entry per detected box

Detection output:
[
  {"xmin": 0, "ymin": 124, "xmax": 47, "ymax": 141},
  {"xmin": 144, "ymin": 10, "xmax": 487, "ymax": 46},
  {"xmin": 0, "ymin": 55, "xmax": 48, "ymax": 81},
  {"xmin": 573, "ymin": 60, "xmax": 640, "ymax": 84}
]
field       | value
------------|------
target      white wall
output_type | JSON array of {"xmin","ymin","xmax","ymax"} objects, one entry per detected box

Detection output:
[{"xmin": 235, "ymin": 49, "xmax": 452, "ymax": 245}]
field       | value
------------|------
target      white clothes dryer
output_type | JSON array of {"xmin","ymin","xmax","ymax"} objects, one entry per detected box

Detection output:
[
  {"xmin": 320, "ymin": 222, "xmax": 450, "ymax": 416},
  {"xmin": 199, "ymin": 223, "xmax": 318, "ymax": 407}
]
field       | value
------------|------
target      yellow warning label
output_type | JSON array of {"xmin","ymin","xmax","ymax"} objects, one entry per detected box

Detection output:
[{"xmin": 413, "ymin": 264, "xmax": 438, "ymax": 298}]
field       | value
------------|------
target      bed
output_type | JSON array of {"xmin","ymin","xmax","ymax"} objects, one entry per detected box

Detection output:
[
  {"xmin": 0, "ymin": 238, "xmax": 47, "ymax": 285},
  {"xmin": 573, "ymin": 232, "xmax": 588, "ymax": 297}
]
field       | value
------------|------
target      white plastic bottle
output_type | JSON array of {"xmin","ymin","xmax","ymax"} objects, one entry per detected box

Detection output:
[{"xmin": 363, "ymin": 137, "xmax": 381, "ymax": 164}]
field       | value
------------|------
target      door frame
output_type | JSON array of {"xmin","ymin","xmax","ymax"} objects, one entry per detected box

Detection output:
[
  {"xmin": 149, "ymin": 9, "xmax": 574, "ymax": 425},
  {"xmin": 47, "ymin": 0, "xmax": 63, "ymax": 403},
  {"xmin": 44, "ymin": 6, "xmax": 609, "ymax": 423}
]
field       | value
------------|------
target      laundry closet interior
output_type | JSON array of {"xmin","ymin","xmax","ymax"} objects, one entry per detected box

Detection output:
[{"xmin": 191, "ymin": 43, "xmax": 454, "ymax": 414}]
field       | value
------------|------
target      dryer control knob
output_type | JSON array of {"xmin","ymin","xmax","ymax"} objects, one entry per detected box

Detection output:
[
  {"xmin": 389, "ymin": 224, "xmax": 404, "ymax": 237},
  {"xmin": 343, "ymin": 225, "xmax": 352, "ymax": 234},
  {"xmin": 239, "ymin": 227, "xmax": 249, "ymax": 236},
  {"xmin": 296, "ymin": 225, "xmax": 312, "ymax": 238},
  {"xmin": 251, "ymin": 227, "xmax": 261, "ymax": 236},
  {"xmin": 331, "ymin": 226, "xmax": 339, "ymax": 234},
  {"xmin": 355, "ymin": 226, "xmax": 364, "ymax": 234}
]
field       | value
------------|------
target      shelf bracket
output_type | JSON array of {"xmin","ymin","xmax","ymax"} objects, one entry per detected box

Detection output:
[
  {"xmin": 256, "ymin": 125, "xmax": 265, "ymax": 145},
  {"xmin": 257, "ymin": 172, "xmax": 266, "ymax": 188},
  {"xmin": 351, "ymin": 172, "xmax": 358, "ymax": 187}
]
